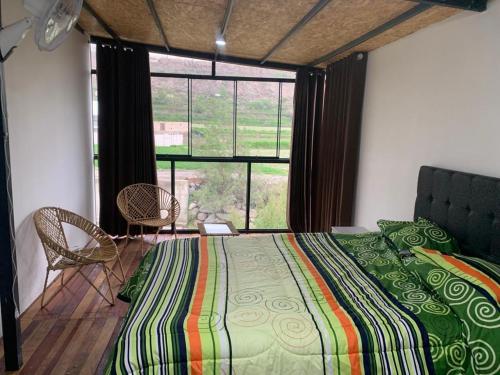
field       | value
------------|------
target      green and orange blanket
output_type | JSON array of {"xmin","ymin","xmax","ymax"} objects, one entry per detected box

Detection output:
[{"xmin": 106, "ymin": 233, "xmax": 499, "ymax": 374}]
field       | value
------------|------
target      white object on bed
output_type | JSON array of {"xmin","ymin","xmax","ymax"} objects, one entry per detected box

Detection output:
[{"xmin": 203, "ymin": 223, "xmax": 233, "ymax": 235}]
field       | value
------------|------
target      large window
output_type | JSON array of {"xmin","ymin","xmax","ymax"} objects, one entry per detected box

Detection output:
[{"xmin": 91, "ymin": 45, "xmax": 295, "ymax": 231}]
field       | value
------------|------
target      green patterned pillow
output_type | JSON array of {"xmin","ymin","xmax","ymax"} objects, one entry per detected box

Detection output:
[{"xmin": 377, "ymin": 217, "xmax": 460, "ymax": 254}]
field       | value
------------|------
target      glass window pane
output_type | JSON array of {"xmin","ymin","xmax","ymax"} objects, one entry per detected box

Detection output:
[
  {"xmin": 216, "ymin": 62, "xmax": 296, "ymax": 79},
  {"xmin": 92, "ymin": 74, "xmax": 98, "ymax": 154},
  {"xmin": 175, "ymin": 162, "xmax": 246, "ymax": 229},
  {"xmin": 151, "ymin": 77, "xmax": 189, "ymax": 155},
  {"xmin": 236, "ymin": 81, "xmax": 279, "ymax": 156},
  {"xmin": 156, "ymin": 162, "xmax": 176, "ymax": 229},
  {"xmin": 250, "ymin": 163, "xmax": 289, "ymax": 229},
  {"xmin": 156, "ymin": 162, "xmax": 172, "ymax": 194},
  {"xmin": 149, "ymin": 53, "xmax": 212, "ymax": 75},
  {"xmin": 192, "ymin": 80, "xmax": 234, "ymax": 157},
  {"xmin": 279, "ymin": 83, "xmax": 295, "ymax": 159}
]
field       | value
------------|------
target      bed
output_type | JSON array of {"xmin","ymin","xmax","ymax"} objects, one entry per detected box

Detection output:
[{"xmin": 106, "ymin": 166, "xmax": 500, "ymax": 375}]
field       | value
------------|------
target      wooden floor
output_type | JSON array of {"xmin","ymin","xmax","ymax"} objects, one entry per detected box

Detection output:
[{"xmin": 0, "ymin": 234, "xmax": 196, "ymax": 375}]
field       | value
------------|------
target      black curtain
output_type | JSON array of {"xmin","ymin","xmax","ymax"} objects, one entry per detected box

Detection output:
[
  {"xmin": 96, "ymin": 43, "xmax": 157, "ymax": 235},
  {"xmin": 316, "ymin": 52, "xmax": 368, "ymax": 229},
  {"xmin": 288, "ymin": 52, "xmax": 368, "ymax": 232},
  {"xmin": 287, "ymin": 68, "xmax": 325, "ymax": 232}
]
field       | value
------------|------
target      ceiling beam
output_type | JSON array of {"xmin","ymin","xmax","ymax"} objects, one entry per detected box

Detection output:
[
  {"xmin": 74, "ymin": 23, "xmax": 86, "ymax": 36},
  {"xmin": 221, "ymin": 0, "xmax": 236, "ymax": 38},
  {"xmin": 308, "ymin": 3, "xmax": 432, "ymax": 66},
  {"xmin": 82, "ymin": 1, "xmax": 122, "ymax": 43},
  {"xmin": 146, "ymin": 0, "xmax": 170, "ymax": 52},
  {"xmin": 215, "ymin": 0, "xmax": 236, "ymax": 60},
  {"xmin": 260, "ymin": 0, "xmax": 331, "ymax": 64},
  {"xmin": 408, "ymin": 0, "xmax": 486, "ymax": 11}
]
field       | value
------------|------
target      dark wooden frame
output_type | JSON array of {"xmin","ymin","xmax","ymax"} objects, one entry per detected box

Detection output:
[{"xmin": 0, "ymin": 13, "xmax": 23, "ymax": 370}]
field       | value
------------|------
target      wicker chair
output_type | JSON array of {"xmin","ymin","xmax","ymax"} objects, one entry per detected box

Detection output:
[
  {"xmin": 33, "ymin": 207, "xmax": 124, "ymax": 307},
  {"xmin": 116, "ymin": 183, "xmax": 181, "ymax": 254}
]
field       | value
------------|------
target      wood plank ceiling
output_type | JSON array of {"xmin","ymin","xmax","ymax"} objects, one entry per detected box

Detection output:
[{"xmin": 78, "ymin": 0, "xmax": 473, "ymax": 67}]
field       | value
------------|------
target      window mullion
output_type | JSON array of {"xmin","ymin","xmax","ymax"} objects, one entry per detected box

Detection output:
[
  {"xmin": 245, "ymin": 162, "xmax": 251, "ymax": 230},
  {"xmin": 233, "ymin": 81, "xmax": 237, "ymax": 157},
  {"xmin": 171, "ymin": 160, "xmax": 176, "ymax": 233},
  {"xmin": 188, "ymin": 78, "xmax": 192, "ymax": 156},
  {"xmin": 277, "ymin": 82, "xmax": 282, "ymax": 158}
]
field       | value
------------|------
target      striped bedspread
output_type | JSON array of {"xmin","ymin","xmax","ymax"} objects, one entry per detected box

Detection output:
[{"xmin": 106, "ymin": 233, "xmax": 500, "ymax": 374}]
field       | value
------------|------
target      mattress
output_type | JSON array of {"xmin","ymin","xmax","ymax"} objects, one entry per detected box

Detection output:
[{"xmin": 106, "ymin": 233, "xmax": 499, "ymax": 374}]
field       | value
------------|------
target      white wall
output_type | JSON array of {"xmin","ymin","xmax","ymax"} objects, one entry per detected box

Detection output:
[
  {"xmin": 355, "ymin": 0, "xmax": 500, "ymax": 230},
  {"xmin": 1, "ymin": 0, "xmax": 93, "ymax": 326}
]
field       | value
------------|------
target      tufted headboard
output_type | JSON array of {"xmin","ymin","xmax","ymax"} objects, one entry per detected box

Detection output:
[{"xmin": 414, "ymin": 166, "xmax": 500, "ymax": 264}]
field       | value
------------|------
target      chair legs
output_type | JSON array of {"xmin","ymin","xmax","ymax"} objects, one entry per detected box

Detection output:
[
  {"xmin": 41, "ymin": 267, "xmax": 80, "ymax": 309},
  {"xmin": 103, "ymin": 265, "xmax": 115, "ymax": 305},
  {"xmin": 40, "ymin": 262, "xmax": 120, "ymax": 309},
  {"xmin": 140, "ymin": 225, "xmax": 145, "ymax": 255},
  {"xmin": 123, "ymin": 223, "xmax": 131, "ymax": 249},
  {"xmin": 77, "ymin": 265, "xmax": 115, "ymax": 305},
  {"xmin": 125, "ymin": 224, "xmax": 167, "ymax": 256},
  {"xmin": 108, "ymin": 254, "xmax": 126, "ymax": 284},
  {"xmin": 41, "ymin": 269, "xmax": 50, "ymax": 308},
  {"xmin": 145, "ymin": 226, "xmax": 168, "ymax": 254},
  {"xmin": 153, "ymin": 227, "xmax": 161, "ymax": 246},
  {"xmin": 117, "ymin": 255, "xmax": 125, "ymax": 282}
]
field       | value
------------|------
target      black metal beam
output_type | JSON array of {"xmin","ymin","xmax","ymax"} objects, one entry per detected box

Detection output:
[
  {"xmin": 91, "ymin": 68, "xmax": 296, "ymax": 82},
  {"xmin": 220, "ymin": 0, "xmax": 236, "ymax": 37},
  {"xmin": 409, "ymin": 0, "xmax": 487, "ymax": 11},
  {"xmin": 150, "ymin": 72, "xmax": 295, "ymax": 83},
  {"xmin": 245, "ymin": 162, "xmax": 251, "ymax": 230},
  {"xmin": 215, "ymin": 0, "xmax": 236, "ymax": 61},
  {"xmin": 94, "ymin": 154, "xmax": 290, "ymax": 164},
  {"xmin": 308, "ymin": 3, "xmax": 432, "ymax": 66},
  {"xmin": 260, "ymin": 0, "xmax": 331, "ymax": 64},
  {"xmin": 0, "ymin": 7, "xmax": 22, "ymax": 372},
  {"xmin": 82, "ymin": 1, "xmax": 122, "ymax": 43},
  {"xmin": 91, "ymin": 36, "xmax": 304, "ymax": 72},
  {"xmin": 0, "ymin": 64, "xmax": 23, "ymax": 373},
  {"xmin": 145, "ymin": 0, "xmax": 170, "ymax": 52},
  {"xmin": 158, "ymin": 155, "xmax": 289, "ymax": 163}
]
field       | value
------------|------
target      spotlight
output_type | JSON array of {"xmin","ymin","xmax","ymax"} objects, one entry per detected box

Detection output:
[{"xmin": 216, "ymin": 36, "xmax": 226, "ymax": 47}]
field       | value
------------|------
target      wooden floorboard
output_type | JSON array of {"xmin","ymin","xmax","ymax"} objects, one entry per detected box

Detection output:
[{"xmin": 0, "ymin": 234, "xmax": 195, "ymax": 375}]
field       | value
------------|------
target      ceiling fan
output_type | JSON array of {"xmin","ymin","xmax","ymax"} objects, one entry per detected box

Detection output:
[{"xmin": 0, "ymin": 0, "xmax": 83, "ymax": 62}]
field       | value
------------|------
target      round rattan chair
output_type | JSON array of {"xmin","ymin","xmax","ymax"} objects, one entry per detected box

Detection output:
[
  {"xmin": 116, "ymin": 183, "xmax": 181, "ymax": 254},
  {"xmin": 33, "ymin": 207, "xmax": 124, "ymax": 307}
]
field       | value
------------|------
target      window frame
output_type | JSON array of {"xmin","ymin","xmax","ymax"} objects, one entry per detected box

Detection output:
[
  {"xmin": 91, "ymin": 46, "xmax": 295, "ymax": 233},
  {"xmin": 149, "ymin": 64, "xmax": 295, "ymax": 159}
]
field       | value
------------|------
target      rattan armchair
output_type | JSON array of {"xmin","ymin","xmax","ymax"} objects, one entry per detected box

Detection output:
[
  {"xmin": 33, "ymin": 207, "xmax": 124, "ymax": 307},
  {"xmin": 117, "ymin": 183, "xmax": 181, "ymax": 254}
]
